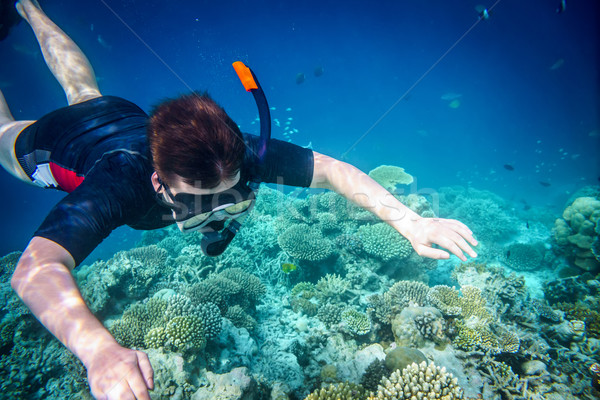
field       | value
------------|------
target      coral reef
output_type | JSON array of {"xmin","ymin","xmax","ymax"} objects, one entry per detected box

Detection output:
[
  {"xmin": 554, "ymin": 196, "xmax": 600, "ymax": 271},
  {"xmin": 369, "ymin": 361, "xmax": 464, "ymax": 400},
  {"xmin": 357, "ymin": 223, "xmax": 412, "ymax": 262},
  {"xmin": 278, "ymin": 224, "xmax": 333, "ymax": 261}
]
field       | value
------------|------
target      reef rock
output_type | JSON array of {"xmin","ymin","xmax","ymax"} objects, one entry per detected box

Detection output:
[{"xmin": 191, "ymin": 367, "xmax": 258, "ymax": 400}]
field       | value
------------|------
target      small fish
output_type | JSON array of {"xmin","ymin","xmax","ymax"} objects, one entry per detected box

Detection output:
[
  {"xmin": 503, "ymin": 164, "xmax": 515, "ymax": 171},
  {"xmin": 281, "ymin": 263, "xmax": 297, "ymax": 273},
  {"xmin": 526, "ymin": 221, "xmax": 530, "ymax": 229},
  {"xmin": 549, "ymin": 58, "xmax": 565, "ymax": 70},
  {"xmin": 295, "ymin": 72, "xmax": 305, "ymax": 84},
  {"xmin": 539, "ymin": 181, "xmax": 551, "ymax": 187},
  {"xmin": 556, "ymin": 0, "xmax": 566, "ymax": 13},
  {"xmin": 475, "ymin": 5, "xmax": 490, "ymax": 20},
  {"xmin": 314, "ymin": 66, "xmax": 324, "ymax": 77},
  {"xmin": 506, "ymin": 250, "xmax": 511, "ymax": 259},
  {"xmin": 97, "ymin": 35, "xmax": 112, "ymax": 50}
]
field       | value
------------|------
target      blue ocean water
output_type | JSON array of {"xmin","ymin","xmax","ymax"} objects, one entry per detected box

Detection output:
[
  {"xmin": 0, "ymin": 1, "xmax": 599, "ymax": 399},
  {"xmin": 0, "ymin": 0, "xmax": 597, "ymax": 259}
]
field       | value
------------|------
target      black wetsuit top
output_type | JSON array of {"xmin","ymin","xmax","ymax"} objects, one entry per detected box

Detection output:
[{"xmin": 16, "ymin": 96, "xmax": 314, "ymax": 265}]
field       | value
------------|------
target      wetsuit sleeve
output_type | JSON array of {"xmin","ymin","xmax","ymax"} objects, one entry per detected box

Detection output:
[
  {"xmin": 244, "ymin": 134, "xmax": 314, "ymax": 187},
  {"xmin": 33, "ymin": 152, "xmax": 153, "ymax": 266}
]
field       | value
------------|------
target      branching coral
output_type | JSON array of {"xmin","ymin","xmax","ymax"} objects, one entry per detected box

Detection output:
[
  {"xmin": 357, "ymin": 223, "xmax": 412, "ymax": 262},
  {"xmin": 316, "ymin": 273, "xmax": 350, "ymax": 300},
  {"xmin": 368, "ymin": 361, "xmax": 463, "ymax": 400},
  {"xmin": 278, "ymin": 224, "xmax": 333, "ymax": 261},
  {"xmin": 341, "ymin": 308, "xmax": 371, "ymax": 336},
  {"xmin": 384, "ymin": 280, "xmax": 430, "ymax": 313},
  {"xmin": 304, "ymin": 382, "xmax": 366, "ymax": 400}
]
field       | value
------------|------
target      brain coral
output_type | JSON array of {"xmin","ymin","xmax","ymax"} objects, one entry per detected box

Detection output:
[
  {"xmin": 357, "ymin": 223, "xmax": 412, "ymax": 262},
  {"xmin": 554, "ymin": 196, "xmax": 600, "ymax": 271},
  {"xmin": 368, "ymin": 165, "xmax": 414, "ymax": 191},
  {"xmin": 278, "ymin": 224, "xmax": 333, "ymax": 261},
  {"xmin": 368, "ymin": 361, "xmax": 463, "ymax": 400}
]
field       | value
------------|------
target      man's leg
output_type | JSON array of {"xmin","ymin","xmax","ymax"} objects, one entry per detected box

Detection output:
[
  {"xmin": 0, "ymin": 90, "xmax": 36, "ymax": 184},
  {"xmin": 16, "ymin": 0, "xmax": 102, "ymax": 105}
]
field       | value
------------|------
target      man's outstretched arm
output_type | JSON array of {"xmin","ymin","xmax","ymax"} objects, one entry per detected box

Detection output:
[
  {"xmin": 11, "ymin": 236, "xmax": 154, "ymax": 399},
  {"xmin": 310, "ymin": 151, "xmax": 478, "ymax": 261}
]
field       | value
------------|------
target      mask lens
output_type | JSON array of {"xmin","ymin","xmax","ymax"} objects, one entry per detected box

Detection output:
[
  {"xmin": 181, "ymin": 211, "xmax": 213, "ymax": 230},
  {"xmin": 224, "ymin": 199, "xmax": 253, "ymax": 215}
]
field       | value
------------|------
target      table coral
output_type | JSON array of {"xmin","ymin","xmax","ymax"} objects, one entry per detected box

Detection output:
[{"xmin": 368, "ymin": 165, "xmax": 414, "ymax": 191}]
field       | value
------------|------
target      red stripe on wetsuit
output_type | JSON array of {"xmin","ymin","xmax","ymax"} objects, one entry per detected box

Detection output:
[{"xmin": 49, "ymin": 162, "xmax": 85, "ymax": 193}]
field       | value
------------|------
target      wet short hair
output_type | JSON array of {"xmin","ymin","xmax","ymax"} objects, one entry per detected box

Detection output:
[{"xmin": 148, "ymin": 93, "xmax": 246, "ymax": 188}]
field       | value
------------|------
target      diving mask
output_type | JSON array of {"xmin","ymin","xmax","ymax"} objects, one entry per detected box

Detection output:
[{"xmin": 157, "ymin": 177, "xmax": 256, "ymax": 234}]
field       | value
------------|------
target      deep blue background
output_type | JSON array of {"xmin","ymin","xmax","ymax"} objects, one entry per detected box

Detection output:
[{"xmin": 0, "ymin": 0, "xmax": 598, "ymax": 261}]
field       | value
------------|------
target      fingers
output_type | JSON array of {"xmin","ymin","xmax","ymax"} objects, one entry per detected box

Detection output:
[
  {"xmin": 127, "ymin": 374, "xmax": 151, "ymax": 400},
  {"xmin": 136, "ymin": 351, "xmax": 154, "ymax": 390},
  {"xmin": 415, "ymin": 244, "xmax": 450, "ymax": 260}
]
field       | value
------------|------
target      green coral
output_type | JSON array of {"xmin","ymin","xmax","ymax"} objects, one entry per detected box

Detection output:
[
  {"xmin": 278, "ymin": 224, "xmax": 333, "ymax": 261},
  {"xmin": 357, "ymin": 223, "xmax": 412, "ymax": 261},
  {"xmin": 196, "ymin": 302, "xmax": 222, "ymax": 339},
  {"xmin": 0, "ymin": 251, "xmax": 21, "ymax": 282},
  {"xmin": 219, "ymin": 268, "xmax": 266, "ymax": 306},
  {"xmin": 165, "ymin": 315, "xmax": 206, "ymax": 352},
  {"xmin": 165, "ymin": 294, "xmax": 197, "ymax": 318},
  {"xmin": 291, "ymin": 282, "xmax": 317, "ymax": 298},
  {"xmin": 304, "ymin": 382, "xmax": 366, "ymax": 400},
  {"xmin": 127, "ymin": 245, "xmax": 169, "ymax": 268},
  {"xmin": 368, "ymin": 165, "xmax": 413, "ymax": 191},
  {"xmin": 291, "ymin": 297, "xmax": 318, "ymax": 316},
  {"xmin": 145, "ymin": 326, "xmax": 168, "ymax": 348},
  {"xmin": 225, "ymin": 305, "xmax": 257, "ymax": 331},
  {"xmin": 341, "ymin": 309, "xmax": 371, "ymax": 336}
]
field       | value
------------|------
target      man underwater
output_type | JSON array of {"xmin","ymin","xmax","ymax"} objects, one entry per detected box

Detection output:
[{"xmin": 0, "ymin": 1, "xmax": 477, "ymax": 399}]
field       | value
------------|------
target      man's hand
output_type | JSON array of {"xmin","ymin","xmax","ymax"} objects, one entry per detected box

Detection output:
[
  {"xmin": 405, "ymin": 217, "xmax": 478, "ymax": 261},
  {"xmin": 86, "ymin": 343, "xmax": 154, "ymax": 400}
]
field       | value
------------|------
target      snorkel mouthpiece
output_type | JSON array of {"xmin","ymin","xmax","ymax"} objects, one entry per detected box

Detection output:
[
  {"xmin": 198, "ymin": 62, "xmax": 271, "ymax": 257},
  {"xmin": 201, "ymin": 220, "xmax": 241, "ymax": 257}
]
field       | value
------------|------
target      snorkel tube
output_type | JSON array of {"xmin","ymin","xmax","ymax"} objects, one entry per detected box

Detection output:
[{"xmin": 200, "ymin": 62, "xmax": 271, "ymax": 257}]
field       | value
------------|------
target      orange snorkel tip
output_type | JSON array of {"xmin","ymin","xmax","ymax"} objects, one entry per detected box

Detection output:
[{"xmin": 233, "ymin": 61, "xmax": 258, "ymax": 92}]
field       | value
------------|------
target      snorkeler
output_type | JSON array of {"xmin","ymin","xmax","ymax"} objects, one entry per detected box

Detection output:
[{"xmin": 0, "ymin": 1, "xmax": 477, "ymax": 399}]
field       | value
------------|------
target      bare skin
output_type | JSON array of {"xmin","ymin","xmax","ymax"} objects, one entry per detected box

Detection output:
[
  {"xmin": 310, "ymin": 152, "xmax": 478, "ymax": 261},
  {"xmin": 6, "ymin": 1, "xmax": 153, "ymax": 399},
  {"xmin": 5, "ymin": 1, "xmax": 476, "ymax": 399}
]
